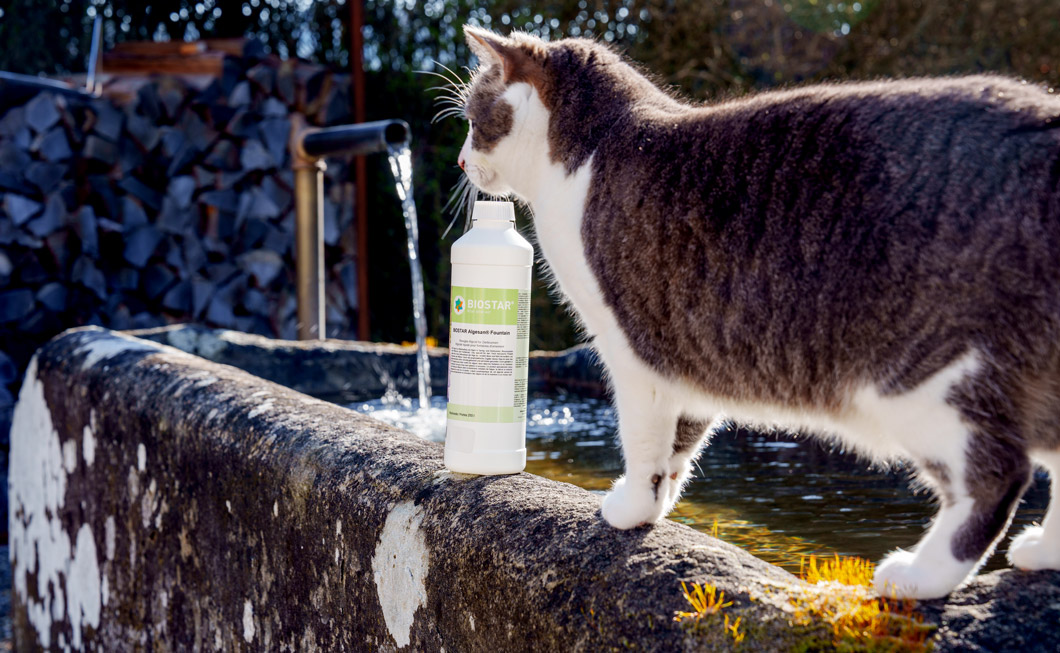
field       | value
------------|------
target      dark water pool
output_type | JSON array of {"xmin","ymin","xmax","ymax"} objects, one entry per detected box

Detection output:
[{"xmin": 351, "ymin": 393, "xmax": 1049, "ymax": 574}]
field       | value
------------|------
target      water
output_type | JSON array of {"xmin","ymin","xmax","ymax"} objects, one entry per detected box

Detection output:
[
  {"xmin": 387, "ymin": 143, "xmax": 431, "ymax": 410},
  {"xmin": 352, "ymin": 393, "xmax": 1049, "ymax": 574}
]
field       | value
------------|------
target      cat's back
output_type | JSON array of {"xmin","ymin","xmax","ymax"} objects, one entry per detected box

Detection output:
[{"xmin": 580, "ymin": 73, "xmax": 1060, "ymax": 404}]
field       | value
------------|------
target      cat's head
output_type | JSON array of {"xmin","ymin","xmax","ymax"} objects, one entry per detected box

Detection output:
[
  {"xmin": 457, "ymin": 26, "xmax": 637, "ymax": 200},
  {"xmin": 457, "ymin": 26, "xmax": 552, "ymax": 198}
]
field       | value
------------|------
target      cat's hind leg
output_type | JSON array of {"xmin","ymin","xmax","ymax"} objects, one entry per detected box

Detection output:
[
  {"xmin": 600, "ymin": 375, "xmax": 683, "ymax": 529},
  {"xmin": 874, "ymin": 440, "xmax": 1030, "ymax": 599},
  {"xmin": 1008, "ymin": 450, "xmax": 1060, "ymax": 570}
]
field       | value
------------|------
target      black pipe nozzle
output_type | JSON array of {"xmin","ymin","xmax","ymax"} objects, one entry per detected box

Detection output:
[{"xmin": 299, "ymin": 119, "xmax": 410, "ymax": 159}]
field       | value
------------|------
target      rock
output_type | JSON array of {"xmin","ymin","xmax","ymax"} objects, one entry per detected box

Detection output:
[
  {"xmin": 35, "ymin": 127, "xmax": 72, "ymax": 162},
  {"xmin": 136, "ymin": 83, "xmax": 164, "ymax": 121},
  {"xmin": 237, "ymin": 187, "xmax": 281, "ymax": 222},
  {"xmin": 228, "ymin": 80, "xmax": 252, "ymax": 107},
  {"xmin": 238, "ymin": 249, "xmax": 284, "ymax": 287},
  {"xmin": 73, "ymin": 256, "xmax": 107, "ymax": 299},
  {"xmin": 0, "ymin": 140, "xmax": 32, "ymax": 172},
  {"xmin": 324, "ymin": 198, "xmax": 340, "ymax": 245},
  {"xmin": 218, "ymin": 169, "xmax": 248, "ymax": 190},
  {"xmin": 98, "ymin": 217, "xmax": 122, "ymax": 233},
  {"xmin": 221, "ymin": 56, "xmax": 244, "ymax": 96},
  {"xmin": 167, "ymin": 143, "xmax": 200, "ymax": 177},
  {"xmin": 158, "ymin": 196, "xmax": 197, "ymax": 235},
  {"xmin": 191, "ymin": 279, "xmax": 213, "ymax": 317},
  {"xmin": 183, "ymin": 236, "xmax": 207, "ymax": 275},
  {"xmin": 262, "ymin": 97, "xmax": 287, "ymax": 118},
  {"xmin": 206, "ymin": 262, "xmax": 238, "ymax": 284},
  {"xmin": 26, "ymin": 195, "xmax": 65, "ymax": 238},
  {"xmin": 118, "ymin": 138, "xmax": 145, "ymax": 174},
  {"xmin": 203, "ymin": 139, "xmax": 240, "ymax": 171},
  {"xmin": 162, "ymin": 128, "xmax": 187, "ymax": 158},
  {"xmin": 4, "ymin": 194, "xmax": 41, "ymax": 226},
  {"xmin": 77, "ymin": 206, "xmax": 99, "ymax": 258},
  {"xmin": 261, "ymin": 222, "xmax": 289, "ymax": 255},
  {"xmin": 126, "ymin": 112, "xmax": 161, "ymax": 151},
  {"xmin": 261, "ymin": 174, "xmax": 292, "ymax": 212},
  {"xmin": 199, "ymin": 189, "xmax": 238, "ymax": 213},
  {"xmin": 118, "ymin": 177, "xmax": 162, "ymax": 211},
  {"xmin": 124, "ymin": 225, "xmax": 164, "ymax": 268},
  {"xmin": 35, "ymin": 282, "xmax": 67, "ymax": 313},
  {"xmin": 208, "ymin": 104, "xmax": 237, "ymax": 131},
  {"xmin": 25, "ymin": 162, "xmax": 66, "ymax": 194},
  {"xmin": 224, "ymin": 109, "xmax": 259, "ymax": 139},
  {"xmin": 0, "ymin": 250, "xmax": 11, "ymax": 278},
  {"xmin": 89, "ymin": 100, "xmax": 124, "ymax": 141},
  {"xmin": 206, "ymin": 294, "xmax": 237, "ymax": 327},
  {"xmin": 167, "ymin": 176, "xmax": 197, "ymax": 210},
  {"xmin": 117, "ymin": 268, "xmax": 139, "ymax": 291},
  {"xmin": 276, "ymin": 61, "xmax": 296, "ymax": 105},
  {"xmin": 24, "ymin": 93, "xmax": 60, "ymax": 133},
  {"xmin": 0, "ymin": 106, "xmax": 25, "ymax": 136},
  {"xmin": 162, "ymin": 279, "xmax": 191, "ymax": 312},
  {"xmin": 158, "ymin": 81, "xmax": 185, "ymax": 120},
  {"xmin": 0, "ymin": 289, "xmax": 34, "ymax": 322},
  {"xmin": 339, "ymin": 260, "xmax": 358, "ymax": 311},
  {"xmin": 83, "ymin": 135, "xmax": 118, "ymax": 165},
  {"xmin": 241, "ymin": 288, "xmax": 269, "ymax": 316},
  {"xmin": 180, "ymin": 111, "xmax": 217, "ymax": 151},
  {"xmin": 241, "ymin": 218, "xmax": 269, "ymax": 250},
  {"xmin": 258, "ymin": 118, "xmax": 290, "ymax": 167},
  {"xmin": 0, "ymin": 170, "xmax": 34, "ymax": 195},
  {"xmin": 143, "ymin": 264, "xmax": 177, "ymax": 299},
  {"xmin": 164, "ymin": 240, "xmax": 187, "ymax": 278},
  {"xmin": 321, "ymin": 83, "xmax": 352, "ymax": 125},
  {"xmin": 13, "ymin": 251, "xmax": 47, "ymax": 285},
  {"xmin": 246, "ymin": 63, "xmax": 275, "ymax": 93},
  {"xmin": 0, "ymin": 349, "xmax": 16, "ymax": 383},
  {"xmin": 88, "ymin": 175, "xmax": 121, "ymax": 220},
  {"xmin": 240, "ymin": 138, "xmax": 275, "ymax": 171},
  {"xmin": 121, "ymin": 196, "xmax": 148, "ymax": 232}
]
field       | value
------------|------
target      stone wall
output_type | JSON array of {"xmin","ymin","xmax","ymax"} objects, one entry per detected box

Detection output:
[
  {"xmin": 10, "ymin": 327, "xmax": 1060, "ymax": 651},
  {"xmin": 0, "ymin": 42, "xmax": 363, "ymax": 446}
]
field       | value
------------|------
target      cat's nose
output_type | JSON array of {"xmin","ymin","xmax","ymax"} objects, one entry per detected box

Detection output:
[{"xmin": 458, "ymin": 153, "xmax": 466, "ymax": 170}]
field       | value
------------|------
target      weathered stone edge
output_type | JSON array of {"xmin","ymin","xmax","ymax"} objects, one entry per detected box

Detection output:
[{"xmin": 13, "ymin": 327, "xmax": 809, "ymax": 652}]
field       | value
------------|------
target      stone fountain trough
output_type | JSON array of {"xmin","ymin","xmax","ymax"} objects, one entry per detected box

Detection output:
[{"xmin": 8, "ymin": 326, "xmax": 1059, "ymax": 651}]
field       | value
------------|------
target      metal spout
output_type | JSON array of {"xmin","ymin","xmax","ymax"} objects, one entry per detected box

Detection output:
[{"xmin": 297, "ymin": 119, "xmax": 410, "ymax": 160}]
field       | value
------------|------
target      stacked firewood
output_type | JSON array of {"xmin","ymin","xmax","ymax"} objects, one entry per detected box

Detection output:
[{"xmin": 0, "ymin": 42, "xmax": 363, "ymax": 439}]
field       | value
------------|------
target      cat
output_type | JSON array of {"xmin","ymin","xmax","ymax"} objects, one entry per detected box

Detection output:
[{"xmin": 453, "ymin": 24, "xmax": 1060, "ymax": 600}]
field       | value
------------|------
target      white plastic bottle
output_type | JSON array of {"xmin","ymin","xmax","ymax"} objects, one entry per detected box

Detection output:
[{"xmin": 445, "ymin": 201, "xmax": 533, "ymax": 475}]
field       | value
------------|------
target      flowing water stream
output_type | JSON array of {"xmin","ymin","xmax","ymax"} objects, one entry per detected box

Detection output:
[{"xmin": 387, "ymin": 143, "xmax": 431, "ymax": 410}]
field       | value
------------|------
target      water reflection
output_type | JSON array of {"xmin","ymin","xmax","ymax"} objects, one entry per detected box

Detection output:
[{"xmin": 351, "ymin": 393, "xmax": 1048, "ymax": 573}]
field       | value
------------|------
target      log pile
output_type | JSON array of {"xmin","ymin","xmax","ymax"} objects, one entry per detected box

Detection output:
[{"xmin": 0, "ymin": 40, "xmax": 363, "ymax": 441}]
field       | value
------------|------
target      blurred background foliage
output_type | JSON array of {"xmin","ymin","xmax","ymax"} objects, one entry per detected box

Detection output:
[{"xmin": 1, "ymin": 0, "xmax": 1059, "ymax": 349}]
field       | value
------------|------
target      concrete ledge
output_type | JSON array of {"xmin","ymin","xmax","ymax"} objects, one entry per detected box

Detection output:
[
  {"xmin": 126, "ymin": 324, "xmax": 610, "ymax": 400},
  {"xmin": 10, "ymin": 327, "xmax": 1060, "ymax": 651}
]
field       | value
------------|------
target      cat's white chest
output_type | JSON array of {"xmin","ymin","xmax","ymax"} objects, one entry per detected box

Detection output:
[{"xmin": 525, "ymin": 156, "xmax": 616, "ymax": 340}]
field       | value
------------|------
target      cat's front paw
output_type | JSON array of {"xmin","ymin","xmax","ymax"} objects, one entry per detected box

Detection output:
[
  {"xmin": 1008, "ymin": 526, "xmax": 1060, "ymax": 570},
  {"xmin": 873, "ymin": 549, "xmax": 968, "ymax": 600},
  {"xmin": 601, "ymin": 475, "xmax": 666, "ymax": 530}
]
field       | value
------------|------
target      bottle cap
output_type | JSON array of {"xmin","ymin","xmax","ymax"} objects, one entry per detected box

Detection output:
[{"xmin": 472, "ymin": 200, "xmax": 515, "ymax": 223}]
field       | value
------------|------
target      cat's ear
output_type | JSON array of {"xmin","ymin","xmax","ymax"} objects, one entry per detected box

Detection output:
[{"xmin": 464, "ymin": 25, "xmax": 542, "ymax": 84}]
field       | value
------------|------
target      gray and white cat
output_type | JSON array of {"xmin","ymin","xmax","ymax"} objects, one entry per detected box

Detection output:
[{"xmin": 454, "ymin": 25, "xmax": 1060, "ymax": 599}]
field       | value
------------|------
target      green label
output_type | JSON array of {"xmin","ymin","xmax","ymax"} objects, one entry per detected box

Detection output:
[
  {"xmin": 450, "ymin": 286, "xmax": 519, "ymax": 325},
  {"xmin": 447, "ymin": 403, "xmax": 516, "ymax": 423}
]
